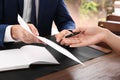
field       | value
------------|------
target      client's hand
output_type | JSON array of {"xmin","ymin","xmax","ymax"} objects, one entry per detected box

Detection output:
[{"xmin": 63, "ymin": 26, "xmax": 106, "ymax": 47}]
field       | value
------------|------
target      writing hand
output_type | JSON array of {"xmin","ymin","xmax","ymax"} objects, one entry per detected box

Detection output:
[{"xmin": 55, "ymin": 30, "xmax": 73, "ymax": 45}]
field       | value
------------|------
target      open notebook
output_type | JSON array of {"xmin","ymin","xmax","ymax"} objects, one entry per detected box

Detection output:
[{"xmin": 0, "ymin": 45, "xmax": 59, "ymax": 72}]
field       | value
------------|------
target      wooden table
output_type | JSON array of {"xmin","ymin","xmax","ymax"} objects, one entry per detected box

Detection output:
[{"xmin": 36, "ymin": 52, "xmax": 120, "ymax": 80}]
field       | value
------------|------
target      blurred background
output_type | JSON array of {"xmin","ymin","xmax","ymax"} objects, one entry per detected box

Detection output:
[{"xmin": 52, "ymin": 0, "xmax": 118, "ymax": 35}]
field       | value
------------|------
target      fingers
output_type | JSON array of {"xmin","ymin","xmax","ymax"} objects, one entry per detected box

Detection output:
[
  {"xmin": 65, "ymin": 37, "xmax": 101, "ymax": 47},
  {"xmin": 28, "ymin": 24, "xmax": 39, "ymax": 36},
  {"xmin": 20, "ymin": 31, "xmax": 42, "ymax": 43},
  {"xmin": 63, "ymin": 38, "xmax": 88, "ymax": 47},
  {"xmin": 63, "ymin": 38, "xmax": 81, "ymax": 45},
  {"xmin": 70, "ymin": 43, "xmax": 88, "ymax": 47},
  {"xmin": 11, "ymin": 25, "xmax": 43, "ymax": 44},
  {"xmin": 55, "ymin": 30, "xmax": 72, "ymax": 43},
  {"xmin": 69, "ymin": 40, "xmax": 95, "ymax": 47}
]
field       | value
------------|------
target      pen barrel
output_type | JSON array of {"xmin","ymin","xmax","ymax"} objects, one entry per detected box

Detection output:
[{"xmin": 65, "ymin": 32, "xmax": 80, "ymax": 38}]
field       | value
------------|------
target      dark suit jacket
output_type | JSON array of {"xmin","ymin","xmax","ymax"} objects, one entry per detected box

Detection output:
[{"xmin": 0, "ymin": 0, "xmax": 75, "ymax": 46}]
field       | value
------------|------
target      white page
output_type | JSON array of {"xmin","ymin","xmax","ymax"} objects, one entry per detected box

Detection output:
[
  {"xmin": 0, "ymin": 45, "xmax": 59, "ymax": 72},
  {"xmin": 20, "ymin": 45, "xmax": 59, "ymax": 64},
  {"xmin": 0, "ymin": 49, "xmax": 30, "ymax": 71},
  {"xmin": 37, "ymin": 36, "xmax": 84, "ymax": 65}
]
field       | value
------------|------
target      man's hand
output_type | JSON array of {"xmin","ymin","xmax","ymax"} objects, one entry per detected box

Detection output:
[
  {"xmin": 55, "ymin": 30, "xmax": 72, "ymax": 45},
  {"xmin": 11, "ymin": 24, "xmax": 43, "ymax": 43}
]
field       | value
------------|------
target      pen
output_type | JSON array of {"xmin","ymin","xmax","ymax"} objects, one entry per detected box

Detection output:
[{"xmin": 65, "ymin": 31, "xmax": 80, "ymax": 38}]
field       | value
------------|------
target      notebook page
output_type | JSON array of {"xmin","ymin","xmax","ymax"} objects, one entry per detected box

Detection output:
[
  {"xmin": 20, "ymin": 45, "xmax": 59, "ymax": 64},
  {"xmin": 0, "ymin": 49, "xmax": 30, "ymax": 71}
]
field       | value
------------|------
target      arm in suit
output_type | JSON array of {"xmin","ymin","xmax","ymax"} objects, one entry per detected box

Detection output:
[
  {"xmin": 0, "ymin": 0, "xmax": 7, "ymax": 47},
  {"xmin": 0, "ymin": 25, "xmax": 8, "ymax": 47},
  {"xmin": 54, "ymin": 0, "xmax": 75, "ymax": 31}
]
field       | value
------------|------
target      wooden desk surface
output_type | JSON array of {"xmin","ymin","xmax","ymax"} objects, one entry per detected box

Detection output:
[{"xmin": 36, "ymin": 52, "xmax": 120, "ymax": 80}]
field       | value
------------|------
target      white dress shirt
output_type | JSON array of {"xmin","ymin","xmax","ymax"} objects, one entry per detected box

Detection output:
[
  {"xmin": 35, "ymin": 0, "xmax": 39, "ymax": 25},
  {"xmin": 23, "ymin": 0, "xmax": 32, "ymax": 23},
  {"xmin": 4, "ymin": 0, "xmax": 39, "ymax": 42}
]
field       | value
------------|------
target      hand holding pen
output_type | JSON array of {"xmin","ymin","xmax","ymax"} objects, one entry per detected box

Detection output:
[{"xmin": 65, "ymin": 30, "xmax": 80, "ymax": 38}]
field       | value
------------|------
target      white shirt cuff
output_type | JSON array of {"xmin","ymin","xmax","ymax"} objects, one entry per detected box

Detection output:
[{"xmin": 4, "ymin": 25, "xmax": 16, "ymax": 42}]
